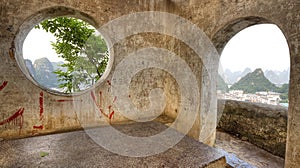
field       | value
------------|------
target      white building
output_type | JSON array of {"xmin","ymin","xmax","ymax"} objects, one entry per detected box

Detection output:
[{"xmin": 217, "ymin": 90, "xmax": 282, "ymax": 106}]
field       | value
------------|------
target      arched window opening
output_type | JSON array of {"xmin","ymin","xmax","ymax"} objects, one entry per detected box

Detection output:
[{"xmin": 218, "ymin": 24, "xmax": 290, "ymax": 107}]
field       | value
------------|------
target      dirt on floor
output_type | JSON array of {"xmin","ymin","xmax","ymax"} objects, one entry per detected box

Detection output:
[{"xmin": 215, "ymin": 130, "xmax": 284, "ymax": 168}]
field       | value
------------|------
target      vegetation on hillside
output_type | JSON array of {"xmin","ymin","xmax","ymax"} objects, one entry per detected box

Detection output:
[
  {"xmin": 229, "ymin": 68, "xmax": 289, "ymax": 103},
  {"xmin": 230, "ymin": 68, "xmax": 278, "ymax": 93},
  {"xmin": 275, "ymin": 84, "xmax": 289, "ymax": 103},
  {"xmin": 217, "ymin": 75, "xmax": 229, "ymax": 92}
]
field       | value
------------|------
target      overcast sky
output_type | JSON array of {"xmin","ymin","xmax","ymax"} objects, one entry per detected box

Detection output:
[
  {"xmin": 220, "ymin": 24, "xmax": 290, "ymax": 72},
  {"xmin": 23, "ymin": 24, "xmax": 290, "ymax": 72},
  {"xmin": 23, "ymin": 28, "xmax": 64, "ymax": 62}
]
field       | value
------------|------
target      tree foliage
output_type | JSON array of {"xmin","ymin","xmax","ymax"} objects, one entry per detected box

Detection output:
[
  {"xmin": 275, "ymin": 84, "xmax": 289, "ymax": 103},
  {"xmin": 35, "ymin": 17, "xmax": 108, "ymax": 93}
]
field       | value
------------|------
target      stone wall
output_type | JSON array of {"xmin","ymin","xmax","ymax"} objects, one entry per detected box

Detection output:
[
  {"xmin": 0, "ymin": 1, "xmax": 219, "ymax": 144},
  {"xmin": 217, "ymin": 99, "xmax": 287, "ymax": 158},
  {"xmin": 0, "ymin": 1, "xmax": 299, "ymax": 167}
]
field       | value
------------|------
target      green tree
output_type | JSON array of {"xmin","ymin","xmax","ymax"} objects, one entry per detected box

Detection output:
[
  {"xmin": 35, "ymin": 17, "xmax": 108, "ymax": 93},
  {"xmin": 275, "ymin": 84, "xmax": 289, "ymax": 103}
]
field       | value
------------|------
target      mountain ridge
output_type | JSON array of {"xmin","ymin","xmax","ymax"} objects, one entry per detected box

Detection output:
[
  {"xmin": 25, "ymin": 57, "xmax": 62, "ymax": 88},
  {"xmin": 229, "ymin": 68, "xmax": 278, "ymax": 93},
  {"xmin": 223, "ymin": 68, "xmax": 289, "ymax": 85}
]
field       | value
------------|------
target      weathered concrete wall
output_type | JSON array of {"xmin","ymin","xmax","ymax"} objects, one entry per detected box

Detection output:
[
  {"xmin": 0, "ymin": 1, "xmax": 299, "ymax": 167},
  {"xmin": 0, "ymin": 0, "xmax": 217, "ymax": 144},
  {"xmin": 217, "ymin": 99, "xmax": 287, "ymax": 158}
]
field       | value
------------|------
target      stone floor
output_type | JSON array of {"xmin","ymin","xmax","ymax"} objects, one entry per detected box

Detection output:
[
  {"xmin": 157, "ymin": 115, "xmax": 285, "ymax": 168},
  {"xmin": 0, "ymin": 119, "xmax": 285, "ymax": 168},
  {"xmin": 215, "ymin": 131, "xmax": 285, "ymax": 168},
  {"xmin": 0, "ymin": 121, "xmax": 227, "ymax": 168}
]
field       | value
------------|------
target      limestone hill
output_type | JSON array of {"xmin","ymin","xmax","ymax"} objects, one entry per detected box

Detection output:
[{"xmin": 230, "ymin": 68, "xmax": 278, "ymax": 93}]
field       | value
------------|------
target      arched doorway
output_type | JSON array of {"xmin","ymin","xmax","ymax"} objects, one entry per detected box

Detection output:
[{"xmin": 213, "ymin": 17, "xmax": 291, "ymax": 167}]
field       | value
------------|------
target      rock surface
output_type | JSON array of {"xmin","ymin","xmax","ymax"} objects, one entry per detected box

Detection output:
[
  {"xmin": 218, "ymin": 99, "xmax": 287, "ymax": 157},
  {"xmin": 216, "ymin": 131, "xmax": 284, "ymax": 168},
  {"xmin": 0, "ymin": 122, "xmax": 227, "ymax": 168}
]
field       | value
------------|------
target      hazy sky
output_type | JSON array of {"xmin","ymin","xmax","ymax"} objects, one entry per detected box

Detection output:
[
  {"xmin": 23, "ymin": 24, "xmax": 290, "ymax": 72},
  {"xmin": 220, "ymin": 24, "xmax": 290, "ymax": 72},
  {"xmin": 23, "ymin": 28, "xmax": 64, "ymax": 62}
]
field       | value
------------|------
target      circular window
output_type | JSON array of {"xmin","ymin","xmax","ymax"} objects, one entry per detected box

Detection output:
[{"xmin": 22, "ymin": 16, "xmax": 109, "ymax": 94}]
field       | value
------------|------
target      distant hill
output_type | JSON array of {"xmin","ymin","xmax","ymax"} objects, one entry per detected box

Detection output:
[
  {"xmin": 223, "ymin": 68, "xmax": 252, "ymax": 84},
  {"xmin": 51, "ymin": 61, "xmax": 65, "ymax": 71},
  {"xmin": 230, "ymin": 68, "xmax": 278, "ymax": 93},
  {"xmin": 275, "ymin": 83, "xmax": 289, "ymax": 103},
  {"xmin": 265, "ymin": 69, "xmax": 289, "ymax": 84},
  {"xmin": 217, "ymin": 75, "xmax": 228, "ymax": 92},
  {"xmin": 25, "ymin": 59, "xmax": 36, "ymax": 78},
  {"xmin": 25, "ymin": 58, "xmax": 63, "ymax": 88},
  {"xmin": 223, "ymin": 68, "xmax": 289, "ymax": 85},
  {"xmin": 33, "ymin": 57, "xmax": 59, "ymax": 88}
]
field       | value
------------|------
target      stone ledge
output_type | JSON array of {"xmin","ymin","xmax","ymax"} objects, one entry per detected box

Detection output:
[
  {"xmin": 0, "ymin": 121, "xmax": 228, "ymax": 167},
  {"xmin": 217, "ymin": 99, "xmax": 287, "ymax": 158}
]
